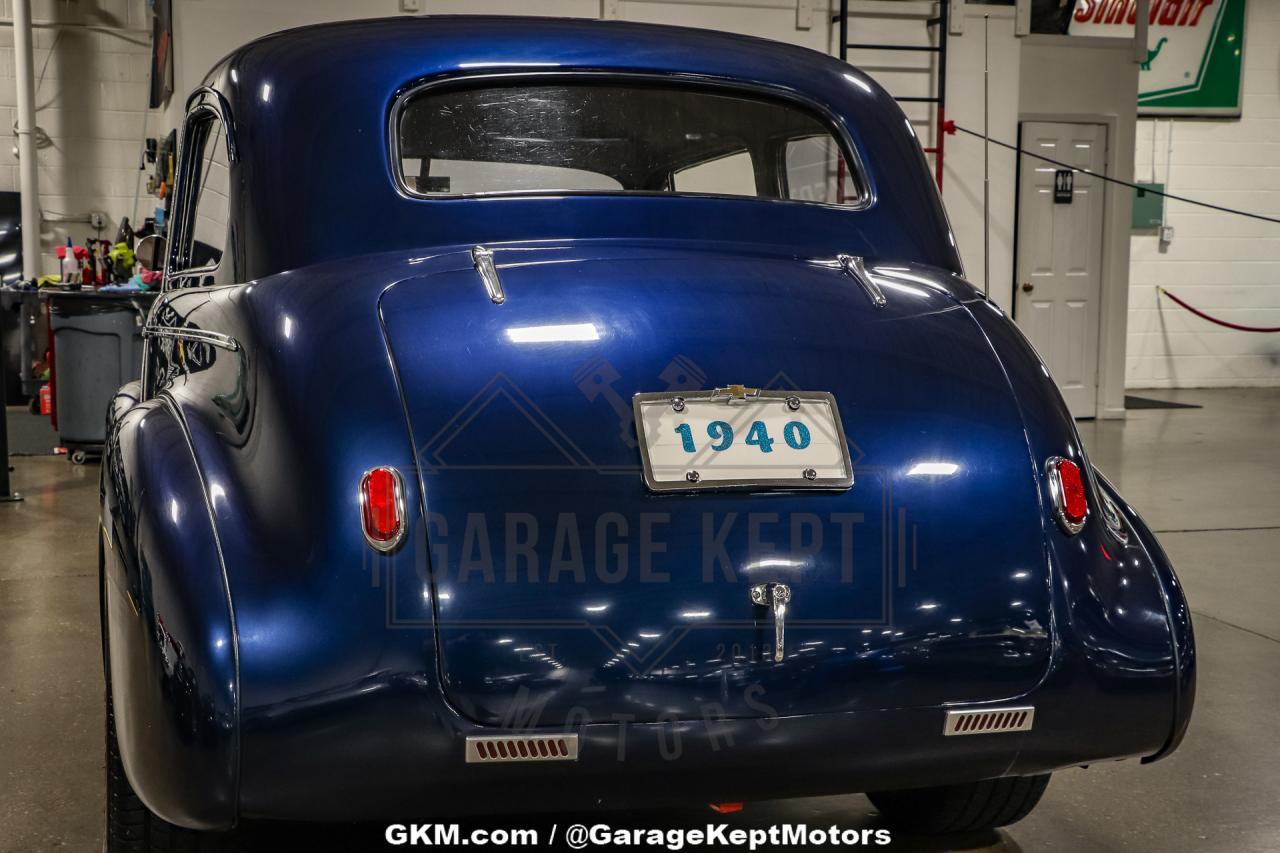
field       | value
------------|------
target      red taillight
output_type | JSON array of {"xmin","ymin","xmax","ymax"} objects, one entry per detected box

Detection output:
[
  {"xmin": 709, "ymin": 803, "xmax": 744, "ymax": 814},
  {"xmin": 360, "ymin": 467, "xmax": 404, "ymax": 551},
  {"xmin": 1046, "ymin": 457, "xmax": 1088, "ymax": 534}
]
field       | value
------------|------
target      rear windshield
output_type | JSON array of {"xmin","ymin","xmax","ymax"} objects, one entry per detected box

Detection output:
[{"xmin": 396, "ymin": 82, "xmax": 865, "ymax": 205}]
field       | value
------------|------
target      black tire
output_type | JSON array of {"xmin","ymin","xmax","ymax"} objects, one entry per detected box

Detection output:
[
  {"xmin": 867, "ymin": 774, "xmax": 1051, "ymax": 834},
  {"xmin": 105, "ymin": 685, "xmax": 245, "ymax": 851}
]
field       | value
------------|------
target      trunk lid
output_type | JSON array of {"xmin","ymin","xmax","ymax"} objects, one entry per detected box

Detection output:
[{"xmin": 380, "ymin": 242, "xmax": 1051, "ymax": 726}]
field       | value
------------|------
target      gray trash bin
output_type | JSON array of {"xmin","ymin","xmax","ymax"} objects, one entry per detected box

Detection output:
[{"xmin": 46, "ymin": 291, "xmax": 155, "ymax": 463}]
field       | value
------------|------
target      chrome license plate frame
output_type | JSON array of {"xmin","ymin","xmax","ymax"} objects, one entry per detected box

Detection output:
[{"xmin": 632, "ymin": 388, "xmax": 854, "ymax": 493}]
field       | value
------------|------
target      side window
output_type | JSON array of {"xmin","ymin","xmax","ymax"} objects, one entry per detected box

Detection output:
[
  {"xmin": 191, "ymin": 122, "xmax": 229, "ymax": 270},
  {"xmin": 783, "ymin": 136, "xmax": 859, "ymax": 204},
  {"xmin": 171, "ymin": 109, "xmax": 231, "ymax": 286},
  {"xmin": 672, "ymin": 150, "xmax": 756, "ymax": 197}
]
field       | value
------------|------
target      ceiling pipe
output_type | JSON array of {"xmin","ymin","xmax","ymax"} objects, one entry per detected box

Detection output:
[{"xmin": 12, "ymin": 0, "xmax": 43, "ymax": 281}]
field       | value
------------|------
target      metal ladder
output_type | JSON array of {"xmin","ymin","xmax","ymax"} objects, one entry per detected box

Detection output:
[{"xmin": 835, "ymin": 0, "xmax": 950, "ymax": 190}]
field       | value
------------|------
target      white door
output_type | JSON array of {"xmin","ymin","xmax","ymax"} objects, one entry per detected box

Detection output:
[{"xmin": 1015, "ymin": 122, "xmax": 1107, "ymax": 419}]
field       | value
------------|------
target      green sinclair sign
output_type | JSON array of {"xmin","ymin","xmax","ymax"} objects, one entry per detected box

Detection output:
[{"xmin": 1070, "ymin": 0, "xmax": 1246, "ymax": 116}]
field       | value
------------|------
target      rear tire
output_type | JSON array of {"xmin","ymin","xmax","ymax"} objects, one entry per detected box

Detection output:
[
  {"xmin": 867, "ymin": 774, "xmax": 1051, "ymax": 834},
  {"xmin": 105, "ymin": 687, "xmax": 244, "ymax": 851}
]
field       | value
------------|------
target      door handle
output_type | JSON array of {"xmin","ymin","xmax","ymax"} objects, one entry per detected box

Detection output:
[
  {"xmin": 750, "ymin": 582, "xmax": 792, "ymax": 662},
  {"xmin": 1021, "ymin": 281, "xmax": 1034, "ymax": 293}
]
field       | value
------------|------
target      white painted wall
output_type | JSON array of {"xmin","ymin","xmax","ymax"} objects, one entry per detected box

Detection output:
[
  {"xmin": 1126, "ymin": 0, "xmax": 1280, "ymax": 389},
  {"xmin": 939, "ymin": 5, "xmax": 1020, "ymax": 306},
  {"xmin": 166, "ymin": 0, "xmax": 403, "ymax": 130},
  {"xmin": 167, "ymin": 0, "xmax": 828, "ymax": 122},
  {"xmin": 0, "ymin": 0, "xmax": 996, "ymax": 285},
  {"xmin": 0, "ymin": 0, "xmax": 833, "ymax": 275},
  {"xmin": 0, "ymin": 0, "xmax": 156, "ymax": 275},
  {"xmin": 9, "ymin": 0, "xmax": 1272, "ymax": 391}
]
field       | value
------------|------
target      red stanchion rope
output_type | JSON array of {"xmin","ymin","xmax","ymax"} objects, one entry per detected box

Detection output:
[{"xmin": 1158, "ymin": 287, "xmax": 1280, "ymax": 333}]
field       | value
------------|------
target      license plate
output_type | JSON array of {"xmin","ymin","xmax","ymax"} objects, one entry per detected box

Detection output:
[{"xmin": 633, "ymin": 388, "xmax": 854, "ymax": 492}]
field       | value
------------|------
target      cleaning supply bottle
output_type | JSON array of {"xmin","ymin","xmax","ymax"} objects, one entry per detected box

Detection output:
[
  {"xmin": 116, "ymin": 217, "xmax": 135, "ymax": 250},
  {"xmin": 60, "ymin": 237, "xmax": 77, "ymax": 282}
]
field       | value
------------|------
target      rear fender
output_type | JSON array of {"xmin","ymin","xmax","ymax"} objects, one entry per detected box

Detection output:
[
  {"xmin": 101, "ymin": 395, "xmax": 238, "ymax": 830},
  {"xmin": 1097, "ymin": 475, "xmax": 1196, "ymax": 762},
  {"xmin": 969, "ymin": 300, "xmax": 1184, "ymax": 764}
]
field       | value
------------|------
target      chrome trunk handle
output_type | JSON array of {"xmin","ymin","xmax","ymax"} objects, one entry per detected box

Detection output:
[{"xmin": 751, "ymin": 582, "xmax": 792, "ymax": 662}]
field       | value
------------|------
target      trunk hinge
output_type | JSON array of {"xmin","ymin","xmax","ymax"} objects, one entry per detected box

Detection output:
[
  {"xmin": 472, "ymin": 245, "xmax": 506, "ymax": 305},
  {"xmin": 838, "ymin": 254, "xmax": 887, "ymax": 308}
]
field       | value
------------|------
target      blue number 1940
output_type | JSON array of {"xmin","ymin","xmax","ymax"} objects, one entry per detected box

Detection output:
[{"xmin": 674, "ymin": 420, "xmax": 810, "ymax": 453}]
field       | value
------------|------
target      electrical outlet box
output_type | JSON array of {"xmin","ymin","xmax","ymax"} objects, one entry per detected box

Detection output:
[
  {"xmin": 89, "ymin": 212, "xmax": 106, "ymax": 230},
  {"xmin": 1131, "ymin": 182, "xmax": 1164, "ymax": 229},
  {"xmin": 1159, "ymin": 225, "xmax": 1175, "ymax": 243},
  {"xmin": 400, "ymin": 0, "xmax": 421, "ymax": 12}
]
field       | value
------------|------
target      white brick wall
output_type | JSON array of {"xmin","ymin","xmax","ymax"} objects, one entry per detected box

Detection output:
[
  {"xmin": 1127, "ymin": 0, "xmax": 1280, "ymax": 388},
  {"xmin": 0, "ymin": 0, "xmax": 160, "ymax": 276},
  {"xmin": 6, "ymin": 0, "xmax": 1272, "ymax": 389}
]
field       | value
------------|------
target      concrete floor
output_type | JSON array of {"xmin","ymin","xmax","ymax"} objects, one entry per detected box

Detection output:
[{"xmin": 1, "ymin": 387, "xmax": 1277, "ymax": 852}]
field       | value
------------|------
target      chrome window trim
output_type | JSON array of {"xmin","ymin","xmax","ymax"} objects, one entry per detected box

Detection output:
[
  {"xmin": 387, "ymin": 70, "xmax": 874, "ymax": 211},
  {"xmin": 1045, "ymin": 456, "xmax": 1088, "ymax": 536},
  {"xmin": 166, "ymin": 88, "xmax": 237, "ymax": 291},
  {"xmin": 183, "ymin": 86, "xmax": 239, "ymax": 163},
  {"xmin": 359, "ymin": 467, "xmax": 408, "ymax": 554}
]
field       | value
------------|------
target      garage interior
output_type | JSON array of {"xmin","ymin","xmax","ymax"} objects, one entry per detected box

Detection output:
[{"xmin": 1, "ymin": 0, "xmax": 1277, "ymax": 851}]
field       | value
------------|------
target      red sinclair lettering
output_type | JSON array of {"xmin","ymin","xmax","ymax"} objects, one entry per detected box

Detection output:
[{"xmin": 1075, "ymin": 0, "xmax": 1214, "ymax": 25}]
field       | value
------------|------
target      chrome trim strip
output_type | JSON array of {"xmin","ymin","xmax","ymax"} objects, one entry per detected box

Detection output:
[
  {"xmin": 1045, "ymin": 456, "xmax": 1088, "ymax": 535},
  {"xmin": 632, "ymin": 389, "xmax": 854, "ymax": 494},
  {"xmin": 943, "ymin": 706, "xmax": 1035, "ymax": 736},
  {"xmin": 359, "ymin": 467, "xmax": 408, "ymax": 554},
  {"xmin": 465, "ymin": 733, "xmax": 579, "ymax": 763},
  {"xmin": 472, "ymin": 245, "xmax": 506, "ymax": 305},
  {"xmin": 1099, "ymin": 492, "xmax": 1130, "ymax": 544},
  {"xmin": 141, "ymin": 325, "xmax": 242, "ymax": 352},
  {"xmin": 838, "ymin": 254, "xmax": 887, "ymax": 308}
]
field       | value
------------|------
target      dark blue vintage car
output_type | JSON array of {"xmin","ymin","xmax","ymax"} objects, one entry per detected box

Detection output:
[{"xmin": 100, "ymin": 15, "xmax": 1194, "ymax": 849}]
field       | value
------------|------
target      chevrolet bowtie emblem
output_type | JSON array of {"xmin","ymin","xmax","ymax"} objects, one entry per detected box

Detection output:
[{"xmin": 712, "ymin": 384, "xmax": 760, "ymax": 401}]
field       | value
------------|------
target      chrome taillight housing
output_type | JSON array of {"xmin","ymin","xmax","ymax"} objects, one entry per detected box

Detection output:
[
  {"xmin": 360, "ymin": 467, "xmax": 406, "ymax": 552},
  {"xmin": 1045, "ymin": 457, "xmax": 1088, "ymax": 535}
]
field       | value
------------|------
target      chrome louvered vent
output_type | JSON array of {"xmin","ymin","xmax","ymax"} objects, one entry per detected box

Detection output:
[
  {"xmin": 943, "ymin": 707, "xmax": 1035, "ymax": 736},
  {"xmin": 465, "ymin": 733, "xmax": 579, "ymax": 763}
]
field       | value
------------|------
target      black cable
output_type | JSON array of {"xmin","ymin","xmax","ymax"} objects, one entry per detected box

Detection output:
[{"xmin": 952, "ymin": 124, "xmax": 1280, "ymax": 225}]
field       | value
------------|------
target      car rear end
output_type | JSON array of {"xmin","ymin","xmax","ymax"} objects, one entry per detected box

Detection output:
[
  {"xmin": 130, "ymin": 19, "xmax": 1192, "ymax": 829},
  {"xmin": 224, "ymin": 245, "xmax": 1191, "ymax": 822}
]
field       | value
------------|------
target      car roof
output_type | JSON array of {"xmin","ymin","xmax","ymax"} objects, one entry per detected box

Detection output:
[{"xmin": 196, "ymin": 16, "xmax": 960, "ymax": 281}]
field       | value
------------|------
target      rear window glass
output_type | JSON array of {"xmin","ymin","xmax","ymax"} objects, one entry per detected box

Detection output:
[{"xmin": 397, "ymin": 83, "xmax": 865, "ymax": 205}]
